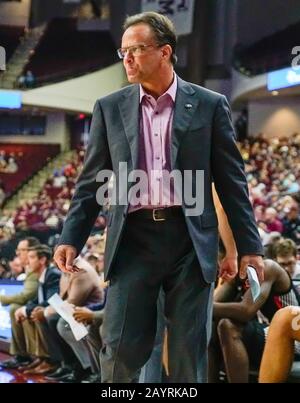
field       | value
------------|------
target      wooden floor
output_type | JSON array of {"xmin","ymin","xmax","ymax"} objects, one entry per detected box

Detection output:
[{"xmin": 0, "ymin": 352, "xmax": 53, "ymax": 383}]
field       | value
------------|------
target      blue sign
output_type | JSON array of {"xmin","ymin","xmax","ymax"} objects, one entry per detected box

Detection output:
[
  {"xmin": 0, "ymin": 90, "xmax": 22, "ymax": 109},
  {"xmin": 0, "ymin": 280, "xmax": 24, "ymax": 340},
  {"xmin": 268, "ymin": 67, "xmax": 300, "ymax": 91}
]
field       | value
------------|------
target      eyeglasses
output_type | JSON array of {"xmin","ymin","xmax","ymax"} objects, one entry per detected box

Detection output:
[{"xmin": 117, "ymin": 44, "xmax": 159, "ymax": 59}]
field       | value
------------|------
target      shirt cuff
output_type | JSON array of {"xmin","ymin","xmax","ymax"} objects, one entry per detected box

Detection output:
[{"xmin": 44, "ymin": 306, "xmax": 51, "ymax": 318}]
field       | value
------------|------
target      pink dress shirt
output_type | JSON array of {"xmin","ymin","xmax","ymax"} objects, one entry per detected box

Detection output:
[{"xmin": 129, "ymin": 75, "xmax": 180, "ymax": 212}]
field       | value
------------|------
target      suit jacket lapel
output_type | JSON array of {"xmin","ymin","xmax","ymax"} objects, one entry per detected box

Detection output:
[
  {"xmin": 118, "ymin": 78, "xmax": 199, "ymax": 172},
  {"xmin": 171, "ymin": 77, "xmax": 198, "ymax": 169},
  {"xmin": 119, "ymin": 85, "xmax": 140, "ymax": 171}
]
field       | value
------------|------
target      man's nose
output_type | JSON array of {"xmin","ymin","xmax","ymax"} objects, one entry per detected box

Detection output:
[{"xmin": 124, "ymin": 51, "xmax": 133, "ymax": 64}]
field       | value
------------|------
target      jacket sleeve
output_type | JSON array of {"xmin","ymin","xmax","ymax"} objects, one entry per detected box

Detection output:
[
  {"xmin": 211, "ymin": 95, "xmax": 263, "ymax": 256},
  {"xmin": 57, "ymin": 100, "xmax": 113, "ymax": 254},
  {"xmin": 43, "ymin": 270, "xmax": 61, "ymax": 304},
  {"xmin": 25, "ymin": 297, "xmax": 39, "ymax": 317},
  {"xmin": 0, "ymin": 274, "xmax": 38, "ymax": 306},
  {"xmin": 25, "ymin": 270, "xmax": 61, "ymax": 317}
]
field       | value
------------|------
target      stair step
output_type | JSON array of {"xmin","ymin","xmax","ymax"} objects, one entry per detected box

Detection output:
[
  {"xmin": 2, "ymin": 23, "xmax": 47, "ymax": 87},
  {"xmin": 5, "ymin": 151, "xmax": 76, "ymax": 210}
]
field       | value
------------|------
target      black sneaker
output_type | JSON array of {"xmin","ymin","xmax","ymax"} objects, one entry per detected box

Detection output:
[{"xmin": 1, "ymin": 356, "xmax": 31, "ymax": 369}]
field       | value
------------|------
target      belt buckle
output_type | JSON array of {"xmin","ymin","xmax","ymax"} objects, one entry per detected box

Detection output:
[{"xmin": 152, "ymin": 208, "xmax": 165, "ymax": 222}]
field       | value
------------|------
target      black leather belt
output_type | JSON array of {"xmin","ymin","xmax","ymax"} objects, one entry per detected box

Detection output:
[{"xmin": 129, "ymin": 207, "xmax": 183, "ymax": 222}]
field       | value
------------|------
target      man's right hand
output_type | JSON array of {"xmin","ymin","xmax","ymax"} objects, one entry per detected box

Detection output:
[{"xmin": 54, "ymin": 245, "xmax": 78, "ymax": 273}]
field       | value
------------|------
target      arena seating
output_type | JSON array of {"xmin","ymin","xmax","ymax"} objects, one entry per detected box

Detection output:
[
  {"xmin": 0, "ymin": 25, "xmax": 25, "ymax": 62},
  {"xmin": 24, "ymin": 18, "xmax": 118, "ymax": 85},
  {"xmin": 0, "ymin": 143, "xmax": 60, "ymax": 197},
  {"xmin": 233, "ymin": 21, "xmax": 300, "ymax": 76}
]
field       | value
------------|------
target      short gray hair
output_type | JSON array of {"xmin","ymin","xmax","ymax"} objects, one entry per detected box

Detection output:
[{"xmin": 123, "ymin": 11, "xmax": 177, "ymax": 65}]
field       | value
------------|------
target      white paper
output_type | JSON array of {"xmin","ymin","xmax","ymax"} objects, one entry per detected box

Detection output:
[
  {"xmin": 48, "ymin": 293, "xmax": 88, "ymax": 341},
  {"xmin": 73, "ymin": 255, "xmax": 94, "ymax": 272},
  {"xmin": 247, "ymin": 266, "xmax": 261, "ymax": 302}
]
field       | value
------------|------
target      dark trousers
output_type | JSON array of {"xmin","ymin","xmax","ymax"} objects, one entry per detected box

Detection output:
[
  {"xmin": 44, "ymin": 313, "xmax": 77, "ymax": 366},
  {"xmin": 100, "ymin": 211, "xmax": 214, "ymax": 383}
]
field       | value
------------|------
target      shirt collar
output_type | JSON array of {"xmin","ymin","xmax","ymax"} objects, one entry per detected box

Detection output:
[
  {"xmin": 39, "ymin": 267, "xmax": 47, "ymax": 284},
  {"xmin": 139, "ymin": 73, "xmax": 177, "ymax": 104}
]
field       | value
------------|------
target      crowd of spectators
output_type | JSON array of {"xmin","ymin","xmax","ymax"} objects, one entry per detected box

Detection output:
[{"xmin": 240, "ymin": 133, "xmax": 300, "ymax": 247}]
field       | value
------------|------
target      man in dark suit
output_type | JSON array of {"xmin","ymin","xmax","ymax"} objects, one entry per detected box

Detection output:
[
  {"xmin": 13, "ymin": 244, "xmax": 61, "ymax": 375},
  {"xmin": 54, "ymin": 11, "xmax": 264, "ymax": 383}
]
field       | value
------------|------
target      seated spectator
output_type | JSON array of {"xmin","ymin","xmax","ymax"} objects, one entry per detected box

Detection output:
[
  {"xmin": 0, "ymin": 237, "xmax": 41, "ymax": 369},
  {"xmin": 0, "ymin": 265, "xmax": 39, "ymax": 369},
  {"xmin": 17, "ymin": 74, "xmax": 26, "ymax": 89},
  {"xmin": 72, "ymin": 306, "xmax": 104, "ymax": 383},
  {"xmin": 45, "ymin": 213, "xmax": 60, "ymax": 229},
  {"xmin": 25, "ymin": 70, "xmax": 35, "ymax": 88},
  {"xmin": 259, "ymin": 306, "xmax": 300, "ymax": 383},
  {"xmin": 17, "ymin": 70, "xmax": 35, "ymax": 88},
  {"xmin": 275, "ymin": 238, "xmax": 300, "ymax": 280},
  {"xmin": 9, "ymin": 257, "xmax": 25, "ymax": 281},
  {"xmin": 209, "ymin": 259, "xmax": 300, "ymax": 383},
  {"xmin": 264, "ymin": 207, "xmax": 283, "ymax": 233},
  {"xmin": 12, "ymin": 245, "xmax": 61, "ymax": 375},
  {"xmin": 15, "ymin": 237, "xmax": 41, "ymax": 278},
  {"xmin": 282, "ymin": 204, "xmax": 300, "ymax": 246},
  {"xmin": 5, "ymin": 157, "xmax": 18, "ymax": 173},
  {"xmin": 52, "ymin": 171, "xmax": 66, "ymax": 188},
  {"xmin": 0, "ymin": 258, "xmax": 11, "ymax": 279},
  {"xmin": 263, "ymin": 231, "xmax": 283, "ymax": 259}
]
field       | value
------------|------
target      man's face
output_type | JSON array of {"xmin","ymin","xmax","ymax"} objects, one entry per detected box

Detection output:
[
  {"xmin": 9, "ymin": 257, "xmax": 23, "ymax": 275},
  {"xmin": 16, "ymin": 240, "xmax": 29, "ymax": 267},
  {"xmin": 121, "ymin": 23, "xmax": 164, "ymax": 84},
  {"xmin": 276, "ymin": 254, "xmax": 297, "ymax": 276},
  {"xmin": 27, "ymin": 251, "xmax": 44, "ymax": 273}
]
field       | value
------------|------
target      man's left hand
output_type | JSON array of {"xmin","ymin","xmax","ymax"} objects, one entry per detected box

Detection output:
[
  {"xmin": 240, "ymin": 255, "xmax": 264, "ymax": 284},
  {"xmin": 31, "ymin": 307, "xmax": 45, "ymax": 322}
]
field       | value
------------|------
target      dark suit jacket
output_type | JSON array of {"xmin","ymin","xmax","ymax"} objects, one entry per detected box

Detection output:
[
  {"xmin": 25, "ymin": 265, "xmax": 61, "ymax": 317},
  {"xmin": 58, "ymin": 76, "xmax": 263, "ymax": 283}
]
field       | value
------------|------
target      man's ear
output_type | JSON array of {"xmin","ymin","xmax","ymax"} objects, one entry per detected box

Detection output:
[{"xmin": 161, "ymin": 44, "xmax": 172, "ymax": 62}]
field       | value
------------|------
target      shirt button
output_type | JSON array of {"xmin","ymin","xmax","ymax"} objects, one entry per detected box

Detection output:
[
  {"xmin": 155, "ymin": 156, "xmax": 160, "ymax": 160},
  {"xmin": 154, "ymin": 133, "xmax": 159, "ymax": 137}
]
